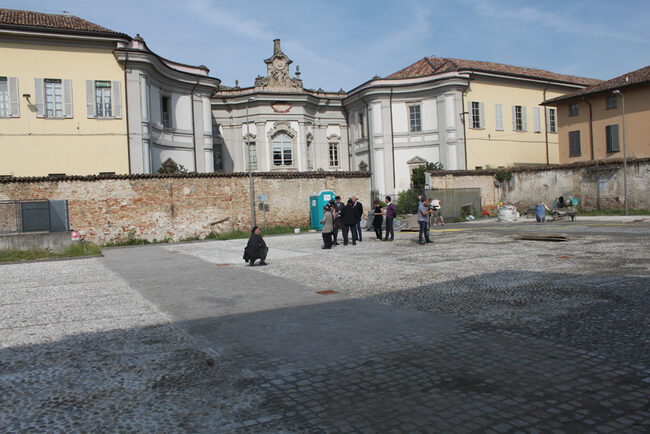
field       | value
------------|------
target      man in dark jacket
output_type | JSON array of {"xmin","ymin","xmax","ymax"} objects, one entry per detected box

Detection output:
[
  {"xmin": 351, "ymin": 195, "xmax": 364, "ymax": 242},
  {"xmin": 243, "ymin": 226, "xmax": 268, "ymax": 266},
  {"xmin": 332, "ymin": 196, "xmax": 344, "ymax": 245},
  {"xmin": 340, "ymin": 199, "xmax": 358, "ymax": 246}
]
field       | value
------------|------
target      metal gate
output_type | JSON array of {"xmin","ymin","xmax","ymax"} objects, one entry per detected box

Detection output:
[
  {"xmin": 424, "ymin": 188, "xmax": 482, "ymax": 219},
  {"xmin": 0, "ymin": 200, "xmax": 69, "ymax": 233}
]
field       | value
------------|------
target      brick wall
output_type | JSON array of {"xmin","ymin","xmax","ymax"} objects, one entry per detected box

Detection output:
[
  {"xmin": 0, "ymin": 173, "xmax": 371, "ymax": 243},
  {"xmin": 428, "ymin": 158, "xmax": 650, "ymax": 212}
]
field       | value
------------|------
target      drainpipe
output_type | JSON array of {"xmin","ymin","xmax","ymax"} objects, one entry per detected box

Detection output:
[
  {"xmin": 123, "ymin": 47, "xmax": 132, "ymax": 174},
  {"xmin": 360, "ymin": 95, "xmax": 374, "ymax": 199},
  {"xmin": 582, "ymin": 97, "xmax": 594, "ymax": 160},
  {"xmin": 190, "ymin": 79, "xmax": 200, "ymax": 172},
  {"xmin": 342, "ymin": 104, "xmax": 351, "ymax": 171},
  {"xmin": 389, "ymin": 87, "xmax": 395, "ymax": 190},
  {"xmin": 543, "ymin": 82, "xmax": 550, "ymax": 165},
  {"xmin": 461, "ymin": 77, "xmax": 471, "ymax": 170}
]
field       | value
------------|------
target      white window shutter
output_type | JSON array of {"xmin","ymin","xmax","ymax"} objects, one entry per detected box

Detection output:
[
  {"xmin": 112, "ymin": 81, "xmax": 122, "ymax": 118},
  {"xmin": 63, "ymin": 79, "xmax": 73, "ymax": 118},
  {"xmin": 511, "ymin": 105, "xmax": 516, "ymax": 130},
  {"xmin": 34, "ymin": 78, "xmax": 44, "ymax": 118},
  {"xmin": 495, "ymin": 104, "xmax": 503, "ymax": 130},
  {"xmin": 8, "ymin": 77, "xmax": 19, "ymax": 117},
  {"xmin": 533, "ymin": 107, "xmax": 541, "ymax": 132},
  {"xmin": 467, "ymin": 101, "xmax": 473, "ymax": 127},
  {"xmin": 479, "ymin": 102, "xmax": 485, "ymax": 129},
  {"xmin": 522, "ymin": 106, "xmax": 527, "ymax": 131},
  {"xmin": 86, "ymin": 80, "xmax": 96, "ymax": 118}
]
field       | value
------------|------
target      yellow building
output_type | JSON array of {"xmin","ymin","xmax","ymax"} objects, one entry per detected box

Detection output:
[
  {"xmin": 417, "ymin": 59, "xmax": 601, "ymax": 169},
  {"xmin": 543, "ymin": 65, "xmax": 650, "ymax": 163},
  {"xmin": 0, "ymin": 9, "xmax": 130, "ymax": 177}
]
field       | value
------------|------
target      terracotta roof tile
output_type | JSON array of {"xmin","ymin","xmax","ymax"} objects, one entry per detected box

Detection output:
[
  {"xmin": 387, "ymin": 56, "xmax": 600, "ymax": 86},
  {"xmin": 544, "ymin": 64, "xmax": 650, "ymax": 104},
  {"xmin": 0, "ymin": 8, "xmax": 124, "ymax": 36}
]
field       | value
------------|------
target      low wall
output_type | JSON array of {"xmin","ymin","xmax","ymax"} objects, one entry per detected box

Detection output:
[
  {"xmin": 428, "ymin": 158, "xmax": 650, "ymax": 212},
  {"xmin": 0, "ymin": 172, "xmax": 371, "ymax": 244},
  {"xmin": 0, "ymin": 231, "xmax": 74, "ymax": 251}
]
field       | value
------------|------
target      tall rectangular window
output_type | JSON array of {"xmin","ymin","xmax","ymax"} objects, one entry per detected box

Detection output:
[
  {"xmin": 359, "ymin": 112, "xmax": 365, "ymax": 138},
  {"xmin": 409, "ymin": 105, "xmax": 421, "ymax": 132},
  {"xmin": 329, "ymin": 142, "xmax": 339, "ymax": 167},
  {"xmin": 272, "ymin": 132, "xmax": 292, "ymax": 166},
  {"xmin": 494, "ymin": 104, "xmax": 503, "ymax": 130},
  {"xmin": 471, "ymin": 102, "xmax": 481, "ymax": 129},
  {"xmin": 161, "ymin": 95, "xmax": 171, "ymax": 128},
  {"xmin": 606, "ymin": 124, "xmax": 620, "ymax": 153},
  {"xmin": 514, "ymin": 105, "xmax": 523, "ymax": 131},
  {"xmin": 247, "ymin": 141, "xmax": 257, "ymax": 170},
  {"xmin": 569, "ymin": 130, "xmax": 581, "ymax": 157},
  {"xmin": 95, "ymin": 80, "xmax": 112, "ymax": 118},
  {"xmin": 44, "ymin": 79, "xmax": 63, "ymax": 117},
  {"xmin": 548, "ymin": 108, "xmax": 557, "ymax": 133},
  {"xmin": 606, "ymin": 95, "xmax": 617, "ymax": 110},
  {"xmin": 569, "ymin": 103, "xmax": 579, "ymax": 116},
  {"xmin": 0, "ymin": 77, "xmax": 7, "ymax": 117},
  {"xmin": 213, "ymin": 144, "xmax": 223, "ymax": 171}
]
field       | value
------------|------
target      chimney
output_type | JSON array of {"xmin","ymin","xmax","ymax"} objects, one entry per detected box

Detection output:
[{"xmin": 273, "ymin": 39, "xmax": 281, "ymax": 55}]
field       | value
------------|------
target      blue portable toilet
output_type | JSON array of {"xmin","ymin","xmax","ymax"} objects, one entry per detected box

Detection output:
[{"xmin": 309, "ymin": 190, "xmax": 335, "ymax": 230}]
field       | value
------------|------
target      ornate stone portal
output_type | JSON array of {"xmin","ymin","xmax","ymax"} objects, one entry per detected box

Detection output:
[{"xmin": 254, "ymin": 39, "xmax": 303, "ymax": 88}]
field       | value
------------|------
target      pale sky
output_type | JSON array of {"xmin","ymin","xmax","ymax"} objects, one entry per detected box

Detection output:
[{"xmin": 6, "ymin": 0, "xmax": 650, "ymax": 90}]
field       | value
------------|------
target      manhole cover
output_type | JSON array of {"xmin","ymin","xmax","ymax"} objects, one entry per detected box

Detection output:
[{"xmin": 316, "ymin": 290, "xmax": 337, "ymax": 295}]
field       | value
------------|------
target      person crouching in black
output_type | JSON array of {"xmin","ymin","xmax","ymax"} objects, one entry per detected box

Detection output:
[
  {"xmin": 243, "ymin": 226, "xmax": 268, "ymax": 266},
  {"xmin": 340, "ymin": 198, "xmax": 358, "ymax": 246}
]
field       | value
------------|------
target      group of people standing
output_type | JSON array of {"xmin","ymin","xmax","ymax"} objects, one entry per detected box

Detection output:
[{"xmin": 320, "ymin": 195, "xmax": 398, "ymax": 249}]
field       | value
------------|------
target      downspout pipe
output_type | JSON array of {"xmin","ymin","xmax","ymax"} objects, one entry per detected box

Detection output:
[
  {"xmin": 543, "ymin": 82, "xmax": 550, "ymax": 165},
  {"xmin": 582, "ymin": 96, "xmax": 594, "ymax": 161},
  {"xmin": 190, "ymin": 79, "xmax": 200, "ymax": 172},
  {"xmin": 342, "ymin": 104, "xmax": 352, "ymax": 171},
  {"xmin": 389, "ymin": 87, "xmax": 395, "ymax": 190},
  {"xmin": 360, "ymin": 95, "xmax": 374, "ymax": 200},
  {"xmin": 460, "ymin": 76, "xmax": 471, "ymax": 170},
  {"xmin": 123, "ymin": 47, "xmax": 132, "ymax": 174}
]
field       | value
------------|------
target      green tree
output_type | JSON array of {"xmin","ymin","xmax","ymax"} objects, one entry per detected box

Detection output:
[
  {"xmin": 411, "ymin": 162, "xmax": 444, "ymax": 193},
  {"xmin": 395, "ymin": 189, "xmax": 420, "ymax": 215}
]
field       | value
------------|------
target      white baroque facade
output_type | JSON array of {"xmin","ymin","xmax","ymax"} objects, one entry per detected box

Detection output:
[
  {"xmin": 212, "ymin": 40, "xmax": 349, "ymax": 173},
  {"xmin": 114, "ymin": 36, "xmax": 220, "ymax": 174},
  {"xmin": 344, "ymin": 74, "xmax": 467, "ymax": 196}
]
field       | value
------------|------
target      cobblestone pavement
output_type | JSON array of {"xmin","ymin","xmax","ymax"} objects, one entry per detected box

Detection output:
[{"xmin": 1, "ymin": 218, "xmax": 649, "ymax": 432}]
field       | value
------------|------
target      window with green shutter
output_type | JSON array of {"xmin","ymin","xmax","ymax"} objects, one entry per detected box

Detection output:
[
  {"xmin": 569, "ymin": 130, "xmax": 581, "ymax": 157},
  {"xmin": 606, "ymin": 124, "xmax": 620, "ymax": 153}
]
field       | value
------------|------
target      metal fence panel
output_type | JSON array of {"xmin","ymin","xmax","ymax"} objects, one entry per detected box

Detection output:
[
  {"xmin": 425, "ymin": 188, "xmax": 482, "ymax": 219},
  {"xmin": 21, "ymin": 201, "xmax": 50, "ymax": 232},
  {"xmin": 49, "ymin": 200, "xmax": 69, "ymax": 232}
]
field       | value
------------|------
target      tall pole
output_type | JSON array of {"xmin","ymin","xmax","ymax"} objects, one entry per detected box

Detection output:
[
  {"xmin": 613, "ymin": 90, "xmax": 628, "ymax": 216},
  {"xmin": 246, "ymin": 98, "xmax": 256, "ymax": 227}
]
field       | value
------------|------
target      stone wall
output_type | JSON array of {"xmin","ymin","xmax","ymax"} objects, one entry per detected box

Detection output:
[
  {"xmin": 0, "ymin": 172, "xmax": 370, "ymax": 244},
  {"xmin": 428, "ymin": 158, "xmax": 650, "ymax": 212}
]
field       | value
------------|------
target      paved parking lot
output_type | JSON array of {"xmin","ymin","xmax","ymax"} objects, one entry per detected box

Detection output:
[{"xmin": 1, "ymin": 217, "xmax": 649, "ymax": 432}]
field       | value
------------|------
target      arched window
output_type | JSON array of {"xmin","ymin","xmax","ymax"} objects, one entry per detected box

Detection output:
[{"xmin": 272, "ymin": 132, "xmax": 292, "ymax": 166}]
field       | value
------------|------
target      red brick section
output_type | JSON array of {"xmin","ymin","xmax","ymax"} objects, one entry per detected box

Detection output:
[
  {"xmin": 0, "ymin": 8, "xmax": 125, "ymax": 36},
  {"xmin": 544, "ymin": 64, "xmax": 650, "ymax": 104},
  {"xmin": 0, "ymin": 174, "xmax": 371, "ymax": 244},
  {"xmin": 387, "ymin": 57, "xmax": 601, "ymax": 86}
]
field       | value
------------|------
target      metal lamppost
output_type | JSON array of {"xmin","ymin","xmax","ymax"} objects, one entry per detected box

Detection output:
[
  {"xmin": 246, "ymin": 97, "xmax": 257, "ymax": 227},
  {"xmin": 612, "ymin": 90, "xmax": 628, "ymax": 215}
]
